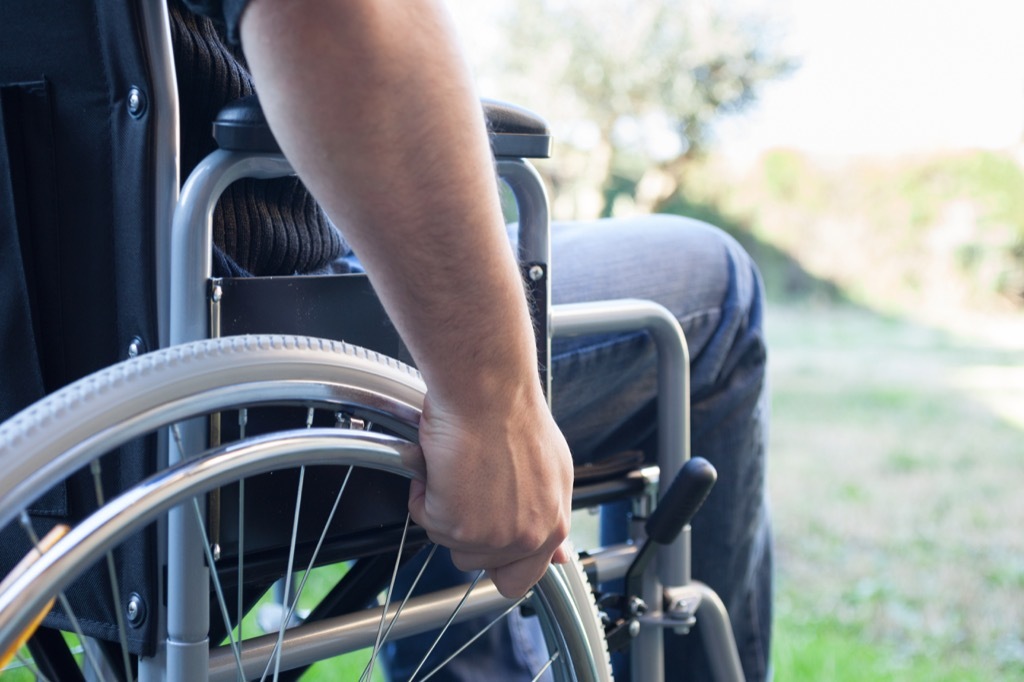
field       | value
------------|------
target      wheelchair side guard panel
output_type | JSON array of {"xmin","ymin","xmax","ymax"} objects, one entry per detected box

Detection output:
[
  {"xmin": 212, "ymin": 274, "xmax": 407, "ymax": 364},
  {"xmin": 0, "ymin": 81, "xmax": 61, "ymax": 522},
  {"xmin": 201, "ymin": 94, "xmax": 553, "ymax": 387},
  {"xmin": 0, "ymin": 81, "xmax": 54, "ymax": 426}
]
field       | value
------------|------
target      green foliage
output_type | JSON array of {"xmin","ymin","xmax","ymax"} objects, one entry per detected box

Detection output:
[
  {"xmin": 875, "ymin": 152, "xmax": 1024, "ymax": 303},
  {"xmin": 762, "ymin": 149, "xmax": 811, "ymax": 202},
  {"xmin": 491, "ymin": 0, "xmax": 796, "ymax": 217},
  {"xmin": 658, "ymin": 185, "xmax": 846, "ymax": 304},
  {"xmin": 683, "ymin": 148, "xmax": 1024, "ymax": 310},
  {"xmin": 901, "ymin": 150, "xmax": 1024, "ymax": 238}
]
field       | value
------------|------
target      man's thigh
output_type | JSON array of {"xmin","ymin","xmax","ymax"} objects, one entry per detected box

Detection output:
[
  {"xmin": 549, "ymin": 214, "xmax": 772, "ymax": 680},
  {"xmin": 548, "ymin": 214, "xmax": 763, "ymax": 460}
]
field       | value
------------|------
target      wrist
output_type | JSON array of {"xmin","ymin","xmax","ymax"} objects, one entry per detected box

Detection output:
[{"xmin": 429, "ymin": 358, "xmax": 546, "ymax": 419}]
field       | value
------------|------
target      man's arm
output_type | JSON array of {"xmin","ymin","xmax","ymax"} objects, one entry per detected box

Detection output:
[{"xmin": 239, "ymin": 0, "xmax": 572, "ymax": 598}]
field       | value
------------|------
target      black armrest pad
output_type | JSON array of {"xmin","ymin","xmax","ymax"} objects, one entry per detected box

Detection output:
[
  {"xmin": 213, "ymin": 95, "xmax": 279, "ymax": 154},
  {"xmin": 214, "ymin": 94, "xmax": 551, "ymax": 159},
  {"xmin": 483, "ymin": 98, "xmax": 552, "ymax": 159}
]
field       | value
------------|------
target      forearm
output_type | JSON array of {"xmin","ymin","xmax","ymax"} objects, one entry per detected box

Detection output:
[{"xmin": 241, "ymin": 0, "xmax": 541, "ymax": 407}]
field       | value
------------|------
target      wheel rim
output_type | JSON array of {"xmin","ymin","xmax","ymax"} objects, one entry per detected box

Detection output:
[{"xmin": 0, "ymin": 337, "xmax": 611, "ymax": 681}]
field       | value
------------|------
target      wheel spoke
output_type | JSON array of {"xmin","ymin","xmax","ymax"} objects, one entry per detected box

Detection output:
[
  {"xmin": 376, "ymin": 544, "xmax": 439, "ymax": 648},
  {"xmin": 14, "ymin": 649, "xmax": 51, "ymax": 682},
  {"xmin": 264, "ymin": 408, "xmax": 317, "ymax": 682},
  {"xmin": 419, "ymin": 592, "xmax": 532, "ymax": 682},
  {"xmin": 18, "ymin": 513, "xmax": 109, "ymax": 682},
  {"xmin": 89, "ymin": 459, "xmax": 133, "ymax": 682},
  {"xmin": 361, "ymin": 513, "xmax": 412, "ymax": 682},
  {"xmin": 191, "ymin": 498, "xmax": 246, "ymax": 681},
  {"xmin": 407, "ymin": 571, "xmax": 484, "ymax": 682},
  {"xmin": 264, "ymin": 462, "xmax": 303, "ymax": 682},
  {"xmin": 237, "ymin": 408, "xmax": 247, "ymax": 645},
  {"xmin": 530, "ymin": 651, "xmax": 559, "ymax": 682},
  {"xmin": 278, "ymin": 465, "xmax": 355, "ymax": 633}
]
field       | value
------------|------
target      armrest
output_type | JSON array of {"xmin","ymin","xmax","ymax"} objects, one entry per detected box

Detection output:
[
  {"xmin": 213, "ymin": 94, "xmax": 551, "ymax": 159},
  {"xmin": 481, "ymin": 98, "xmax": 551, "ymax": 158}
]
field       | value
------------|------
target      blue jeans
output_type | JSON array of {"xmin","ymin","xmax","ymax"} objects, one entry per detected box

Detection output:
[{"xmin": 386, "ymin": 215, "xmax": 772, "ymax": 681}]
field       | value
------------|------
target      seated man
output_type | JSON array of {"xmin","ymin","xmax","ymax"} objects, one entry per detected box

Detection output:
[{"xmin": 180, "ymin": 0, "xmax": 772, "ymax": 679}]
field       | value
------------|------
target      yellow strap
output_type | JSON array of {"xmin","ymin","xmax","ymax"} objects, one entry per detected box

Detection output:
[{"xmin": 0, "ymin": 524, "xmax": 70, "ymax": 670}]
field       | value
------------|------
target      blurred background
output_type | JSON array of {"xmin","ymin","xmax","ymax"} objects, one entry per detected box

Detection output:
[{"xmin": 448, "ymin": 0, "xmax": 1024, "ymax": 679}]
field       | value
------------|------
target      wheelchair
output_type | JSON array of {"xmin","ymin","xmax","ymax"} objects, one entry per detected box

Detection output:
[{"xmin": 0, "ymin": 2, "xmax": 743, "ymax": 679}]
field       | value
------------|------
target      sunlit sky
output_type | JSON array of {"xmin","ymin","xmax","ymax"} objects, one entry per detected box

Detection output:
[{"xmin": 447, "ymin": 0, "xmax": 1024, "ymax": 160}]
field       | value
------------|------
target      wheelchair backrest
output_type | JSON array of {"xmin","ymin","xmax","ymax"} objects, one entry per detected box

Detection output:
[
  {"xmin": 0, "ymin": 0, "xmax": 176, "ymax": 654},
  {"xmin": 0, "ymin": 1, "xmax": 163, "ymax": 421}
]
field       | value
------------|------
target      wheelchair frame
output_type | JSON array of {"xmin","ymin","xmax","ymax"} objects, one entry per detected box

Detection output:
[{"xmin": 0, "ymin": 2, "xmax": 744, "ymax": 679}]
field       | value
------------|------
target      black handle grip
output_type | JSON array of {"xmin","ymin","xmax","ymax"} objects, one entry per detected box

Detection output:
[{"xmin": 645, "ymin": 457, "xmax": 717, "ymax": 545}]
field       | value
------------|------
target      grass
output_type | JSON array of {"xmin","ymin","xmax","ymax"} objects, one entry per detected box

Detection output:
[
  {"xmin": 767, "ymin": 302, "xmax": 1024, "ymax": 680},
  {"xmin": 569, "ymin": 298, "xmax": 1024, "ymax": 680},
  {"xmin": 772, "ymin": 608, "xmax": 991, "ymax": 682},
  {"xmin": 227, "ymin": 565, "xmax": 384, "ymax": 681}
]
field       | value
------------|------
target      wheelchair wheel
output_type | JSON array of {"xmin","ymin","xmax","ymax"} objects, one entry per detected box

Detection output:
[{"xmin": 0, "ymin": 335, "xmax": 612, "ymax": 681}]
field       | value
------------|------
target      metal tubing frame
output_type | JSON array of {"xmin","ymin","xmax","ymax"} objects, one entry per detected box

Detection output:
[
  {"xmin": 552, "ymin": 300, "xmax": 692, "ymax": 585},
  {"xmin": 164, "ymin": 115, "xmax": 740, "ymax": 681},
  {"xmin": 496, "ymin": 159, "xmax": 550, "ymax": 269},
  {"xmin": 172, "ymin": 154, "xmax": 550, "ymax": 350},
  {"xmin": 140, "ymin": 0, "xmax": 179, "ymax": 677},
  {"xmin": 206, "ymin": 581, "xmax": 518, "ymax": 680},
  {"xmin": 497, "ymin": 158, "xmax": 553, "ymax": 398},
  {"xmin": 553, "ymin": 300, "xmax": 688, "ymax": 681},
  {"xmin": 170, "ymin": 151, "xmax": 295, "ymax": 346},
  {"xmin": 165, "ymin": 151, "xmax": 552, "ymax": 679},
  {"xmin": 695, "ymin": 583, "xmax": 746, "ymax": 681},
  {"xmin": 165, "ymin": 150, "xmax": 292, "ymax": 679},
  {"xmin": 552, "ymin": 301, "xmax": 743, "ymax": 682}
]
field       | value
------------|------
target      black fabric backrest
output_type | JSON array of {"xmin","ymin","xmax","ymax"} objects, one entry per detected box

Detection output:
[
  {"xmin": 0, "ymin": 1, "xmax": 158, "ymax": 417},
  {"xmin": 0, "ymin": 0, "xmax": 161, "ymax": 653}
]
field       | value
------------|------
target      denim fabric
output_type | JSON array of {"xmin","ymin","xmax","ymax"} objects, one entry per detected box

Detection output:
[{"xmin": 386, "ymin": 215, "xmax": 772, "ymax": 681}]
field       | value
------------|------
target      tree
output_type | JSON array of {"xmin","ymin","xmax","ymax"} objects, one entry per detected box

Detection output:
[{"xmin": 488, "ymin": 0, "xmax": 796, "ymax": 218}]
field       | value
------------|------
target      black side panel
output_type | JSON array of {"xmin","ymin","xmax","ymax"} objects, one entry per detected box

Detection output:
[
  {"xmin": 217, "ymin": 274, "xmax": 408, "ymax": 363},
  {"xmin": 0, "ymin": 1, "xmax": 159, "ymax": 655},
  {"xmin": 0, "ymin": 83, "xmax": 50, "ymax": 426},
  {"xmin": 0, "ymin": 81, "xmax": 68, "ymax": 516}
]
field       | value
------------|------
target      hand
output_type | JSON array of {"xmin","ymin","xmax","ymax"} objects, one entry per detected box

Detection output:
[{"xmin": 406, "ymin": 384, "xmax": 574, "ymax": 598}]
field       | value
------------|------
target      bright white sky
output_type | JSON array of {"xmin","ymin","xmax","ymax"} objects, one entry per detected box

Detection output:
[{"xmin": 447, "ymin": 0, "xmax": 1024, "ymax": 160}]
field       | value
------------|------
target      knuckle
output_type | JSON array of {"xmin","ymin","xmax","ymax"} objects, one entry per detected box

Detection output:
[
  {"xmin": 517, "ymin": 527, "xmax": 547, "ymax": 554},
  {"xmin": 554, "ymin": 515, "xmax": 571, "ymax": 544}
]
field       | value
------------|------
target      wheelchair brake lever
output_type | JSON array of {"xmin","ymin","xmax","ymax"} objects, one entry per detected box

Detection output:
[
  {"xmin": 645, "ymin": 456, "xmax": 717, "ymax": 545},
  {"xmin": 624, "ymin": 457, "xmax": 717, "ymax": 606},
  {"xmin": 597, "ymin": 457, "xmax": 717, "ymax": 651}
]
